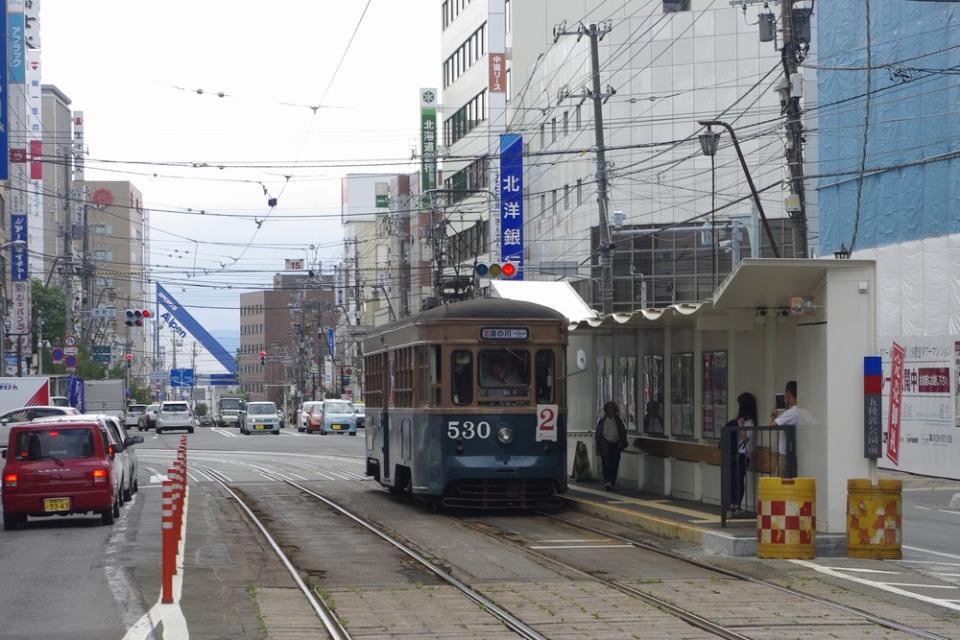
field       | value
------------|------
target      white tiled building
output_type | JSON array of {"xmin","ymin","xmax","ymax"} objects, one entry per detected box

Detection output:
[{"xmin": 440, "ymin": 0, "xmax": 817, "ymax": 310}]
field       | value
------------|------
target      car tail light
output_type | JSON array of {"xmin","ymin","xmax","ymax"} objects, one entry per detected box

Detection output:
[
  {"xmin": 92, "ymin": 469, "xmax": 108, "ymax": 484},
  {"xmin": 3, "ymin": 473, "xmax": 17, "ymax": 488},
  {"xmin": 107, "ymin": 444, "xmax": 115, "ymax": 456}
]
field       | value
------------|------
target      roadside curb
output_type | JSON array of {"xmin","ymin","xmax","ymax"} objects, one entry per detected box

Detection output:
[{"xmin": 562, "ymin": 494, "xmax": 846, "ymax": 557}]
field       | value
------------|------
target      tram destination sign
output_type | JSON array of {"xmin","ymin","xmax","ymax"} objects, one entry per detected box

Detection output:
[{"xmin": 481, "ymin": 327, "xmax": 528, "ymax": 341}]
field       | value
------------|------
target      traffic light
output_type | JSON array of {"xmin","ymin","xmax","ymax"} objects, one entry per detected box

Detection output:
[
  {"xmin": 125, "ymin": 353, "xmax": 133, "ymax": 368},
  {"xmin": 259, "ymin": 350, "xmax": 266, "ymax": 367},
  {"xmin": 124, "ymin": 308, "xmax": 153, "ymax": 327},
  {"xmin": 475, "ymin": 262, "xmax": 519, "ymax": 279}
]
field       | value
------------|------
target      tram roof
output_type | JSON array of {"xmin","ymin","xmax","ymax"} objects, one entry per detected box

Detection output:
[{"xmin": 418, "ymin": 297, "xmax": 565, "ymax": 322}]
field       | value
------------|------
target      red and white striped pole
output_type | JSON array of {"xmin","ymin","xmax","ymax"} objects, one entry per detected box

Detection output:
[{"xmin": 161, "ymin": 479, "xmax": 174, "ymax": 604}]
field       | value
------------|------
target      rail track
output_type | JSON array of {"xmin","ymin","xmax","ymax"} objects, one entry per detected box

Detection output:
[{"xmin": 199, "ymin": 464, "xmax": 547, "ymax": 640}]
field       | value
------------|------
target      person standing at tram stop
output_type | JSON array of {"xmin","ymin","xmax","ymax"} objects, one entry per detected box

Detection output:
[
  {"xmin": 725, "ymin": 392, "xmax": 757, "ymax": 512},
  {"xmin": 595, "ymin": 401, "xmax": 629, "ymax": 491},
  {"xmin": 770, "ymin": 380, "xmax": 799, "ymax": 477}
]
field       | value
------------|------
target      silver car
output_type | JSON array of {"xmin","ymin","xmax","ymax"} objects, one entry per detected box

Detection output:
[
  {"xmin": 156, "ymin": 401, "xmax": 195, "ymax": 434},
  {"xmin": 241, "ymin": 402, "xmax": 281, "ymax": 435}
]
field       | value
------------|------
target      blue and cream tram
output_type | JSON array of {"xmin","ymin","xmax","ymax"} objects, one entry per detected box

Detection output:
[{"xmin": 363, "ymin": 298, "xmax": 567, "ymax": 508}]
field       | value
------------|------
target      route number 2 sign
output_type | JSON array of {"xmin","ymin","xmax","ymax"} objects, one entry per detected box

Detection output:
[{"xmin": 536, "ymin": 404, "xmax": 558, "ymax": 442}]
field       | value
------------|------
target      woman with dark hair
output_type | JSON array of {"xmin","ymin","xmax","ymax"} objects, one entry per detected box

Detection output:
[
  {"xmin": 728, "ymin": 392, "xmax": 757, "ymax": 511},
  {"xmin": 595, "ymin": 401, "xmax": 628, "ymax": 490}
]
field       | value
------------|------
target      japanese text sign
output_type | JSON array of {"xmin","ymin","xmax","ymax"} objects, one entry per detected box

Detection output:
[
  {"xmin": 886, "ymin": 342, "xmax": 905, "ymax": 465},
  {"xmin": 499, "ymin": 134, "xmax": 523, "ymax": 278}
]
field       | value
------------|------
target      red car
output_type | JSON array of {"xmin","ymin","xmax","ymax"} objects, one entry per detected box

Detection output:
[{"xmin": 2, "ymin": 421, "xmax": 123, "ymax": 530}]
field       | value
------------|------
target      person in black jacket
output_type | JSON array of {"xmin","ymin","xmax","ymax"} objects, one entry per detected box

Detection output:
[{"xmin": 595, "ymin": 401, "xmax": 629, "ymax": 490}]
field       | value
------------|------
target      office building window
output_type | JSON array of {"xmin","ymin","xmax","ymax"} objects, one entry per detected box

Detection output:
[
  {"xmin": 551, "ymin": 117, "xmax": 557, "ymax": 144},
  {"xmin": 576, "ymin": 179, "xmax": 583, "ymax": 206},
  {"xmin": 663, "ymin": 0, "xmax": 690, "ymax": 11},
  {"xmin": 443, "ymin": 89, "xmax": 487, "ymax": 147},
  {"xmin": 576, "ymin": 104, "xmax": 582, "ymax": 130},
  {"xmin": 443, "ymin": 23, "xmax": 487, "ymax": 88},
  {"xmin": 551, "ymin": 189, "xmax": 558, "ymax": 214},
  {"xmin": 564, "ymin": 185, "xmax": 570, "ymax": 210},
  {"xmin": 539, "ymin": 122, "xmax": 545, "ymax": 148},
  {"xmin": 563, "ymin": 111, "xmax": 569, "ymax": 137},
  {"xmin": 540, "ymin": 194, "xmax": 546, "ymax": 216}
]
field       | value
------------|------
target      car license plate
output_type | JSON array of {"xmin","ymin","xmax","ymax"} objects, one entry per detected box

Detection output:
[
  {"xmin": 44, "ymin": 497, "xmax": 70, "ymax": 512},
  {"xmin": 332, "ymin": 424, "xmax": 342, "ymax": 430},
  {"xmin": 255, "ymin": 424, "xmax": 265, "ymax": 430}
]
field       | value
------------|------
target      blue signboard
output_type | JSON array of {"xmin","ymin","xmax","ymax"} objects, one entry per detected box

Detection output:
[
  {"xmin": 7, "ymin": 7, "xmax": 24, "ymax": 85},
  {"xmin": 10, "ymin": 214, "xmax": 27, "ymax": 280},
  {"xmin": 0, "ymin": 5, "xmax": 8, "ymax": 181},
  {"xmin": 157, "ymin": 283, "xmax": 237, "ymax": 374},
  {"xmin": 199, "ymin": 373, "xmax": 239, "ymax": 386},
  {"xmin": 170, "ymin": 368, "xmax": 195, "ymax": 388},
  {"xmin": 499, "ymin": 134, "xmax": 524, "ymax": 278},
  {"xmin": 327, "ymin": 328, "xmax": 335, "ymax": 357}
]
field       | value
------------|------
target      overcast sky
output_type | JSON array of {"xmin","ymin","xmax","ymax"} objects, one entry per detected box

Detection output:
[{"xmin": 41, "ymin": 1, "xmax": 440, "ymax": 372}]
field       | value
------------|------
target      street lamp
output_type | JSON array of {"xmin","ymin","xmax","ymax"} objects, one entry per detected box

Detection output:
[
  {"xmin": 697, "ymin": 120, "xmax": 781, "ymax": 259},
  {"xmin": 698, "ymin": 127, "xmax": 722, "ymax": 291}
]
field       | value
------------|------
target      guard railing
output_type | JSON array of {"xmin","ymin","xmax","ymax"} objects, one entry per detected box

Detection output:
[{"xmin": 719, "ymin": 423, "xmax": 796, "ymax": 528}]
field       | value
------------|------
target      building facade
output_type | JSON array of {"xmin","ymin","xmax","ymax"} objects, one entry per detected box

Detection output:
[
  {"xmin": 239, "ymin": 290, "xmax": 289, "ymax": 405},
  {"xmin": 817, "ymin": 2, "xmax": 960, "ymax": 479},
  {"xmin": 439, "ymin": 0, "xmax": 818, "ymax": 311}
]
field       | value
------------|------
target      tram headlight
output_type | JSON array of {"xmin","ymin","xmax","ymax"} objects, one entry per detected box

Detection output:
[{"xmin": 497, "ymin": 426, "xmax": 514, "ymax": 444}]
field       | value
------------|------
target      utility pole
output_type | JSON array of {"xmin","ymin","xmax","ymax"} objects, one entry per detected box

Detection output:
[
  {"xmin": 780, "ymin": 0, "xmax": 810, "ymax": 258},
  {"xmin": 62, "ymin": 148, "xmax": 75, "ymax": 334},
  {"xmin": 555, "ymin": 21, "xmax": 615, "ymax": 314}
]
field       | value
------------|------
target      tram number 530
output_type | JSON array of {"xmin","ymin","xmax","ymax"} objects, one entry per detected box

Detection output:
[{"xmin": 447, "ymin": 421, "xmax": 491, "ymax": 440}]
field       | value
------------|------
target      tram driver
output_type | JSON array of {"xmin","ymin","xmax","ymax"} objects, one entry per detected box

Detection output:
[{"xmin": 480, "ymin": 351, "xmax": 526, "ymax": 388}]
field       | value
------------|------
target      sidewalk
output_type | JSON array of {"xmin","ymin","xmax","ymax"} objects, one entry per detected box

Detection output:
[{"xmin": 563, "ymin": 480, "xmax": 845, "ymax": 556}]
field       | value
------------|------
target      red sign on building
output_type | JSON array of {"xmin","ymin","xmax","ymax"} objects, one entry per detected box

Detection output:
[
  {"xmin": 886, "ymin": 342, "xmax": 905, "ymax": 465},
  {"xmin": 489, "ymin": 53, "xmax": 506, "ymax": 94}
]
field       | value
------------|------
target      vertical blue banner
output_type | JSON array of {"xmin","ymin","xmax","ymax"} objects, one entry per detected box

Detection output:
[
  {"xmin": 327, "ymin": 328, "xmax": 335, "ymax": 358},
  {"xmin": 7, "ymin": 6, "xmax": 24, "ymax": 84},
  {"xmin": 10, "ymin": 214, "xmax": 27, "ymax": 280},
  {"xmin": 499, "ymin": 133, "xmax": 524, "ymax": 278},
  {"xmin": 0, "ymin": 3, "xmax": 8, "ymax": 181}
]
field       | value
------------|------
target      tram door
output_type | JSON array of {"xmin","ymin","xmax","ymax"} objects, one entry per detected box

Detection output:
[{"xmin": 382, "ymin": 350, "xmax": 395, "ymax": 481}]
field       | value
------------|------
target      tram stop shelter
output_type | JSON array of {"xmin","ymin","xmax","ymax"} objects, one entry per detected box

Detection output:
[{"xmin": 496, "ymin": 259, "xmax": 877, "ymax": 535}]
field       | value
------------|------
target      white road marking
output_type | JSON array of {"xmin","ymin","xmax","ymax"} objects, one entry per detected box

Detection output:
[
  {"xmin": 529, "ymin": 544, "xmax": 634, "ymax": 550},
  {"xmin": 149, "ymin": 474, "xmax": 168, "ymax": 484},
  {"xmin": 315, "ymin": 472, "xmax": 334, "ymax": 480},
  {"xmin": 185, "ymin": 471, "xmax": 200, "ymax": 483},
  {"xmin": 936, "ymin": 509, "xmax": 960, "ymax": 516},
  {"xmin": 286, "ymin": 472, "xmax": 308, "ymax": 481},
  {"xmin": 904, "ymin": 545, "xmax": 960, "ymax": 561},
  {"xmin": 882, "ymin": 583, "xmax": 958, "ymax": 589},
  {"xmin": 538, "ymin": 538, "xmax": 613, "ymax": 543},
  {"xmin": 914, "ymin": 505, "xmax": 932, "ymax": 511},
  {"xmin": 792, "ymin": 560, "xmax": 960, "ymax": 612},
  {"xmin": 820, "ymin": 567, "xmax": 901, "ymax": 575},
  {"xmin": 900, "ymin": 560, "xmax": 960, "ymax": 567},
  {"xmin": 932, "ymin": 573, "xmax": 960, "ymax": 578}
]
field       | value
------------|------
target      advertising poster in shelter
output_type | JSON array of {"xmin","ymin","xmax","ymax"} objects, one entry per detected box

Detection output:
[{"xmin": 879, "ymin": 336, "xmax": 960, "ymax": 479}]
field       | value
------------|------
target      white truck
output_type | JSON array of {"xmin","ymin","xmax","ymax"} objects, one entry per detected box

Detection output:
[
  {"xmin": 84, "ymin": 380, "xmax": 126, "ymax": 417},
  {"xmin": 0, "ymin": 377, "xmax": 51, "ymax": 414}
]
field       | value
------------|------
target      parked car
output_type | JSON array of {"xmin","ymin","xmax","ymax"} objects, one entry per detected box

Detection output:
[
  {"xmin": 2, "ymin": 419, "xmax": 125, "ymax": 529},
  {"xmin": 298, "ymin": 401, "xmax": 323, "ymax": 432},
  {"xmin": 156, "ymin": 401, "xmax": 194, "ymax": 434},
  {"xmin": 139, "ymin": 404, "xmax": 161, "ymax": 431},
  {"xmin": 353, "ymin": 402, "xmax": 366, "ymax": 428},
  {"xmin": 124, "ymin": 404, "xmax": 147, "ymax": 431},
  {"xmin": 307, "ymin": 399, "xmax": 357, "ymax": 435},
  {"xmin": 241, "ymin": 402, "xmax": 281, "ymax": 435},
  {"xmin": 0, "ymin": 406, "xmax": 80, "ymax": 455}
]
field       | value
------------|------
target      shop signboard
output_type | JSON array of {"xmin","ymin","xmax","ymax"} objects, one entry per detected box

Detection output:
[{"xmin": 880, "ymin": 337, "xmax": 959, "ymax": 478}]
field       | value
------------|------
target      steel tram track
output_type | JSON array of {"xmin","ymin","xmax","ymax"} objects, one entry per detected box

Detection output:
[
  {"xmin": 531, "ymin": 510, "xmax": 951, "ymax": 640},
  {"xmin": 198, "ymin": 466, "xmax": 351, "ymax": 640},
  {"xmin": 200, "ymin": 465, "xmax": 548, "ymax": 640},
  {"xmin": 452, "ymin": 517, "xmax": 753, "ymax": 640}
]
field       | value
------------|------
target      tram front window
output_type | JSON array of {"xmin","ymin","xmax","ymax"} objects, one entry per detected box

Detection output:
[{"xmin": 479, "ymin": 349, "xmax": 529, "ymax": 403}]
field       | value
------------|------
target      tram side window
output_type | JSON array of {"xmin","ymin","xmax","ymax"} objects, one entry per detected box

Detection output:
[
  {"xmin": 418, "ymin": 346, "xmax": 442, "ymax": 407},
  {"xmin": 535, "ymin": 349, "xmax": 555, "ymax": 403},
  {"xmin": 451, "ymin": 350, "xmax": 473, "ymax": 405}
]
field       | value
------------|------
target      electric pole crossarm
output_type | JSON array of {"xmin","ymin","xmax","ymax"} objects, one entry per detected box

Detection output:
[{"xmin": 698, "ymin": 120, "xmax": 781, "ymax": 258}]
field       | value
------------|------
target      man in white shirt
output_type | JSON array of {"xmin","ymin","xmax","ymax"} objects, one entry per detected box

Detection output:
[{"xmin": 770, "ymin": 380, "xmax": 798, "ymax": 477}]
